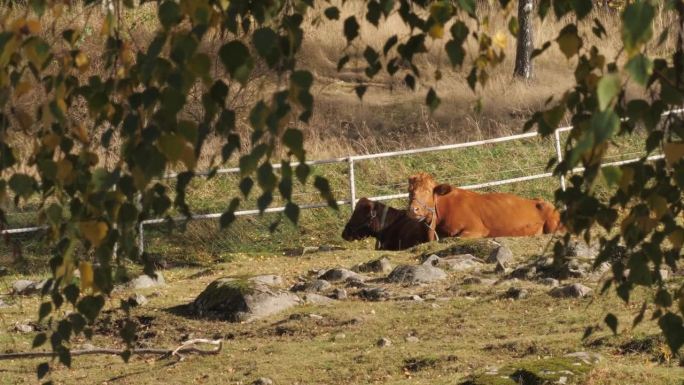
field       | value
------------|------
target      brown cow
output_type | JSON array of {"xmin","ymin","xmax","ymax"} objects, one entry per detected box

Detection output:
[
  {"xmin": 342, "ymin": 198, "xmax": 430, "ymax": 250},
  {"xmin": 407, "ymin": 173, "xmax": 563, "ymax": 240}
]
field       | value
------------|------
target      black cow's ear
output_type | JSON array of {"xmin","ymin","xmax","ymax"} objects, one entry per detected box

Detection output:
[{"xmin": 434, "ymin": 184, "xmax": 452, "ymax": 195}]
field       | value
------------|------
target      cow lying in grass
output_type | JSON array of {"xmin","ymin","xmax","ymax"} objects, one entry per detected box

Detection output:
[
  {"xmin": 342, "ymin": 198, "xmax": 429, "ymax": 250},
  {"xmin": 407, "ymin": 172, "xmax": 563, "ymax": 240}
]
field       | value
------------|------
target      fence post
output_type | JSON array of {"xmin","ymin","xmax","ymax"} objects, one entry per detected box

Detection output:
[
  {"xmin": 553, "ymin": 129, "xmax": 566, "ymax": 191},
  {"xmin": 138, "ymin": 222, "xmax": 145, "ymax": 256},
  {"xmin": 348, "ymin": 156, "xmax": 356, "ymax": 210}
]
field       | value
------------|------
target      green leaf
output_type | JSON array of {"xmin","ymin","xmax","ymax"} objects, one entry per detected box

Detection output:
[
  {"xmin": 426, "ymin": 88, "xmax": 440, "ymax": 112},
  {"xmin": 77, "ymin": 295, "xmax": 105, "ymax": 324},
  {"xmin": 295, "ymin": 163, "xmax": 310, "ymax": 184},
  {"xmin": 457, "ymin": 0, "xmax": 476, "ymax": 17},
  {"xmin": 445, "ymin": 40, "xmax": 465, "ymax": 67},
  {"xmin": 343, "ymin": 16, "xmax": 360, "ymax": 43},
  {"xmin": 253, "ymin": 28, "xmax": 280, "ymax": 67},
  {"xmin": 508, "ymin": 16, "xmax": 518, "ymax": 36},
  {"xmin": 37, "ymin": 362, "xmax": 49, "ymax": 380},
  {"xmin": 337, "ymin": 55, "xmax": 350, "ymax": 71},
  {"xmin": 257, "ymin": 192, "xmax": 273, "ymax": 213},
  {"xmin": 597, "ymin": 74, "xmax": 620, "ymax": 111},
  {"xmin": 219, "ymin": 41, "xmax": 254, "ymax": 86},
  {"xmin": 367, "ymin": 0, "xmax": 381, "ymax": 26},
  {"xmin": 9, "ymin": 173, "xmax": 36, "ymax": 199},
  {"xmin": 119, "ymin": 319, "xmax": 137, "ymax": 344},
  {"xmin": 284, "ymin": 202, "xmax": 299, "ymax": 224},
  {"xmin": 33, "ymin": 333, "xmax": 47, "ymax": 348},
  {"xmin": 158, "ymin": 1, "xmax": 181, "ymax": 28},
  {"xmin": 383, "ymin": 35, "xmax": 398, "ymax": 55},
  {"xmin": 257, "ymin": 163, "xmax": 277, "ymax": 191},
  {"xmin": 239, "ymin": 177, "xmax": 254, "ymax": 197},
  {"xmin": 625, "ymin": 54, "xmax": 653, "ymax": 86},
  {"xmin": 324, "ymin": 6, "xmax": 340, "ymax": 20},
  {"xmin": 602, "ymin": 166, "xmax": 622, "ymax": 187},
  {"xmin": 158, "ymin": 134, "xmax": 186, "ymax": 161},
  {"xmin": 590, "ymin": 109, "xmax": 619, "ymax": 144},
  {"xmin": 658, "ymin": 312, "xmax": 684, "ymax": 353},
  {"xmin": 283, "ymin": 128, "xmax": 305, "ymax": 161},
  {"xmin": 604, "ymin": 313, "xmax": 618, "ymax": 335},
  {"xmin": 314, "ymin": 176, "xmax": 338, "ymax": 209},
  {"xmin": 355, "ymin": 85, "xmax": 367, "ymax": 100},
  {"xmin": 556, "ymin": 24, "xmax": 582, "ymax": 59},
  {"xmin": 38, "ymin": 302, "xmax": 52, "ymax": 322},
  {"xmin": 573, "ymin": 0, "xmax": 592, "ymax": 20},
  {"xmin": 622, "ymin": 1, "xmax": 654, "ymax": 54},
  {"xmin": 220, "ymin": 198, "xmax": 240, "ymax": 228}
]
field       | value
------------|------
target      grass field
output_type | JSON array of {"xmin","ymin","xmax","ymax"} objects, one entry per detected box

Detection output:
[{"xmin": 1, "ymin": 237, "xmax": 682, "ymax": 385}]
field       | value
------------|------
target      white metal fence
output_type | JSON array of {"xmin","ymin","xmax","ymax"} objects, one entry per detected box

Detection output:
[{"xmin": 2, "ymin": 109, "xmax": 681, "ymax": 254}]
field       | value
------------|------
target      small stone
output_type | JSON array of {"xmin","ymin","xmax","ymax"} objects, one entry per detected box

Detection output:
[
  {"xmin": 387, "ymin": 264, "xmax": 446, "ymax": 285},
  {"xmin": 250, "ymin": 275, "xmax": 284, "ymax": 287},
  {"xmin": 564, "ymin": 351, "xmax": 603, "ymax": 364},
  {"xmin": 539, "ymin": 278, "xmax": 560, "ymax": 287},
  {"xmin": 330, "ymin": 288, "xmax": 347, "ymax": 300},
  {"xmin": 510, "ymin": 266, "xmax": 536, "ymax": 280},
  {"xmin": 494, "ymin": 262, "xmax": 509, "ymax": 274},
  {"xmin": 463, "ymin": 276, "xmax": 482, "ymax": 285},
  {"xmin": 557, "ymin": 376, "xmax": 568, "ymax": 385},
  {"xmin": 345, "ymin": 277, "xmax": 369, "ymax": 288},
  {"xmin": 0, "ymin": 299, "xmax": 9, "ymax": 308},
  {"xmin": 658, "ymin": 269, "xmax": 670, "ymax": 281},
  {"xmin": 301, "ymin": 293, "xmax": 335, "ymax": 305},
  {"xmin": 353, "ymin": 257, "xmax": 393, "ymax": 274},
  {"xmin": 318, "ymin": 268, "xmax": 366, "ymax": 282},
  {"xmin": 358, "ymin": 287, "xmax": 389, "ymax": 301},
  {"xmin": 423, "ymin": 294, "xmax": 437, "ymax": 301},
  {"xmin": 405, "ymin": 335, "xmax": 420, "ymax": 343},
  {"xmin": 252, "ymin": 377, "xmax": 274, "ymax": 385},
  {"xmin": 503, "ymin": 287, "xmax": 528, "ymax": 300},
  {"xmin": 309, "ymin": 314, "xmax": 324, "ymax": 320},
  {"xmin": 290, "ymin": 279, "xmax": 331, "ymax": 293},
  {"xmin": 12, "ymin": 280, "xmax": 38, "ymax": 295},
  {"xmin": 333, "ymin": 333, "xmax": 346, "ymax": 341},
  {"xmin": 127, "ymin": 293, "xmax": 148, "ymax": 307},
  {"xmin": 410, "ymin": 295, "xmax": 424, "ymax": 302},
  {"xmin": 14, "ymin": 322, "xmax": 34, "ymax": 333},
  {"xmin": 377, "ymin": 337, "xmax": 392, "ymax": 348},
  {"xmin": 488, "ymin": 245, "xmax": 513, "ymax": 266},
  {"xmin": 130, "ymin": 272, "xmax": 165, "ymax": 289},
  {"xmin": 550, "ymin": 283, "xmax": 593, "ymax": 298}
]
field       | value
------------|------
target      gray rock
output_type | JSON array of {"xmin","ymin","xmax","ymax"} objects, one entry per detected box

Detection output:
[
  {"xmin": 494, "ymin": 261, "xmax": 509, "ymax": 274},
  {"xmin": 564, "ymin": 241, "xmax": 599, "ymax": 259},
  {"xmin": 564, "ymin": 351, "xmax": 603, "ymax": 364},
  {"xmin": 14, "ymin": 322, "xmax": 34, "ymax": 333},
  {"xmin": 410, "ymin": 295, "xmax": 424, "ymax": 302},
  {"xmin": 252, "ymin": 378, "xmax": 274, "ymax": 385},
  {"xmin": 549, "ymin": 283, "xmax": 593, "ymax": 298},
  {"xmin": 333, "ymin": 333, "xmax": 346, "ymax": 341},
  {"xmin": 301, "ymin": 293, "xmax": 335, "ymax": 305},
  {"xmin": 318, "ymin": 268, "xmax": 366, "ymax": 282},
  {"xmin": 130, "ymin": 272, "xmax": 165, "ymax": 289},
  {"xmin": 539, "ymin": 278, "xmax": 560, "ymax": 287},
  {"xmin": 352, "ymin": 257, "xmax": 393, "ymax": 274},
  {"xmin": 0, "ymin": 299, "xmax": 9, "ymax": 308},
  {"xmin": 425, "ymin": 254, "xmax": 484, "ymax": 272},
  {"xmin": 377, "ymin": 337, "xmax": 392, "ymax": 347},
  {"xmin": 487, "ymin": 245, "xmax": 513, "ymax": 266},
  {"xmin": 463, "ymin": 276, "xmax": 482, "ymax": 285},
  {"xmin": 290, "ymin": 279, "xmax": 331, "ymax": 293},
  {"xmin": 127, "ymin": 293, "xmax": 148, "ymax": 307},
  {"xmin": 509, "ymin": 265, "xmax": 536, "ymax": 280},
  {"xmin": 12, "ymin": 280, "xmax": 38, "ymax": 295},
  {"xmin": 0, "ymin": 266, "xmax": 8, "ymax": 276},
  {"xmin": 387, "ymin": 264, "xmax": 446, "ymax": 285},
  {"xmin": 503, "ymin": 287, "xmax": 528, "ymax": 300},
  {"xmin": 358, "ymin": 287, "xmax": 390, "ymax": 301},
  {"xmin": 330, "ymin": 288, "xmax": 347, "ymax": 300},
  {"xmin": 345, "ymin": 277, "xmax": 369, "ymax": 288},
  {"xmin": 250, "ymin": 275, "xmax": 284, "ymax": 287},
  {"xmin": 405, "ymin": 335, "xmax": 420, "ymax": 343},
  {"xmin": 192, "ymin": 278, "xmax": 301, "ymax": 322}
]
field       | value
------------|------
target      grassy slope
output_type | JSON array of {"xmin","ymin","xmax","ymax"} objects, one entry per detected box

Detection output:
[{"xmin": 1, "ymin": 237, "xmax": 682, "ymax": 384}]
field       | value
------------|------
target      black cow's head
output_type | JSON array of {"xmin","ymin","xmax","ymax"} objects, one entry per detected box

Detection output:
[{"xmin": 342, "ymin": 198, "xmax": 381, "ymax": 241}]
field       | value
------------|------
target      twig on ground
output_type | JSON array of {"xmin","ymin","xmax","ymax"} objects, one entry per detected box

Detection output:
[{"xmin": 0, "ymin": 339, "xmax": 223, "ymax": 361}]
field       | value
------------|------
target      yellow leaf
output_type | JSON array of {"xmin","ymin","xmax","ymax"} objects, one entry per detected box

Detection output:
[
  {"xmin": 79, "ymin": 261, "xmax": 94, "ymax": 292},
  {"xmin": 428, "ymin": 24, "xmax": 444, "ymax": 39},
  {"xmin": 14, "ymin": 108, "xmax": 33, "ymax": 130},
  {"xmin": 180, "ymin": 144, "xmax": 197, "ymax": 170},
  {"xmin": 669, "ymin": 229, "xmax": 684, "ymax": 250},
  {"xmin": 74, "ymin": 52, "xmax": 90, "ymax": 72},
  {"xmin": 56, "ymin": 159, "xmax": 74, "ymax": 184},
  {"xmin": 72, "ymin": 123, "xmax": 89, "ymax": 144},
  {"xmin": 26, "ymin": 19, "xmax": 40, "ymax": 34},
  {"xmin": 619, "ymin": 167, "xmax": 634, "ymax": 193},
  {"xmin": 101, "ymin": 12, "xmax": 113, "ymax": 36},
  {"xmin": 42, "ymin": 133, "xmax": 60, "ymax": 150},
  {"xmin": 493, "ymin": 31, "xmax": 507, "ymax": 49},
  {"xmin": 80, "ymin": 221, "xmax": 108, "ymax": 248},
  {"xmin": 14, "ymin": 81, "xmax": 32, "ymax": 98},
  {"xmin": 664, "ymin": 141, "xmax": 684, "ymax": 167},
  {"xmin": 647, "ymin": 194, "xmax": 669, "ymax": 219}
]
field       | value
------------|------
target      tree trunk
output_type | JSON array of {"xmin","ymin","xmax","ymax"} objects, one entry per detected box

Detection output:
[{"xmin": 514, "ymin": 0, "xmax": 534, "ymax": 79}]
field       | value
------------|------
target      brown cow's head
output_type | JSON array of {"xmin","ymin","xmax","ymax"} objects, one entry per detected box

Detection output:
[
  {"xmin": 342, "ymin": 198, "xmax": 381, "ymax": 241},
  {"xmin": 407, "ymin": 172, "xmax": 438, "ymax": 222}
]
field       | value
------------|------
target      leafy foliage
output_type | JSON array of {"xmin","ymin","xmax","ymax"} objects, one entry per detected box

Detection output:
[{"xmin": 1, "ymin": 0, "xmax": 683, "ymax": 379}]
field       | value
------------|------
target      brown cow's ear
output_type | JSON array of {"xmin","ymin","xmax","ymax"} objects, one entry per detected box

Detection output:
[{"xmin": 433, "ymin": 184, "xmax": 452, "ymax": 195}]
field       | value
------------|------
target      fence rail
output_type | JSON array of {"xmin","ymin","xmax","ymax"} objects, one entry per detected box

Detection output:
[{"xmin": 3, "ymin": 108, "xmax": 682, "ymax": 254}]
